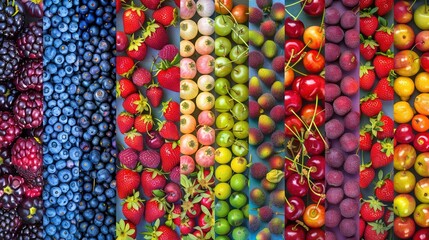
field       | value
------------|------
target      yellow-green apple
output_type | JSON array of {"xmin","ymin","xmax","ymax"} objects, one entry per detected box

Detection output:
[
  {"xmin": 415, "ymin": 178, "xmax": 429, "ymax": 203},
  {"xmin": 395, "ymin": 50, "xmax": 421, "ymax": 77},
  {"xmin": 414, "ymin": 4, "xmax": 429, "ymax": 30},
  {"xmin": 415, "ymin": 152, "xmax": 429, "ymax": 177},
  {"xmin": 413, "ymin": 204, "xmax": 429, "ymax": 228},
  {"xmin": 394, "ymin": 194, "xmax": 416, "ymax": 217},
  {"xmin": 394, "ymin": 144, "xmax": 416, "ymax": 170},
  {"xmin": 394, "ymin": 170, "xmax": 416, "ymax": 193},
  {"xmin": 394, "ymin": 24, "xmax": 415, "ymax": 50}
]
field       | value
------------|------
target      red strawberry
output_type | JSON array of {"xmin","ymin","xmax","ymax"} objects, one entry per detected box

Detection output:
[
  {"xmin": 132, "ymin": 67, "xmax": 152, "ymax": 87},
  {"xmin": 360, "ymin": 93, "xmax": 383, "ymax": 117},
  {"xmin": 360, "ymin": 9, "xmax": 379, "ymax": 37},
  {"xmin": 360, "ymin": 163, "xmax": 375, "ymax": 188},
  {"xmin": 171, "ymin": 204, "xmax": 181, "ymax": 225},
  {"xmin": 143, "ymin": 22, "xmax": 168, "ymax": 50},
  {"xmin": 141, "ymin": 0, "xmax": 163, "ymax": 10},
  {"xmin": 117, "ymin": 78, "xmax": 137, "ymax": 98},
  {"xmin": 145, "ymin": 198, "xmax": 167, "ymax": 223},
  {"xmin": 118, "ymin": 148, "xmax": 139, "ymax": 169},
  {"xmin": 162, "ymin": 100, "xmax": 180, "ymax": 122},
  {"xmin": 123, "ymin": 93, "xmax": 150, "ymax": 114},
  {"xmin": 374, "ymin": 18, "xmax": 393, "ymax": 52},
  {"xmin": 375, "ymin": 0, "xmax": 393, "ymax": 16},
  {"xmin": 117, "ymin": 56, "xmax": 136, "ymax": 78},
  {"xmin": 364, "ymin": 220, "xmax": 389, "ymax": 240},
  {"xmin": 360, "ymin": 197, "xmax": 386, "ymax": 222},
  {"xmin": 159, "ymin": 44, "xmax": 179, "ymax": 62},
  {"xmin": 373, "ymin": 76, "xmax": 394, "ymax": 100},
  {"xmin": 370, "ymin": 138, "xmax": 394, "ymax": 169},
  {"xmin": 360, "ymin": 36, "xmax": 378, "ymax": 61},
  {"xmin": 360, "ymin": 0, "xmax": 373, "ymax": 9},
  {"xmin": 122, "ymin": 191, "xmax": 145, "ymax": 225},
  {"xmin": 359, "ymin": 218, "xmax": 365, "ymax": 238},
  {"xmin": 158, "ymin": 66, "xmax": 180, "ymax": 92},
  {"xmin": 375, "ymin": 172, "xmax": 394, "ymax": 202},
  {"xmin": 116, "ymin": 219, "xmax": 137, "ymax": 239},
  {"xmin": 153, "ymin": 5, "xmax": 177, "ymax": 27},
  {"xmin": 384, "ymin": 209, "xmax": 394, "ymax": 225},
  {"xmin": 117, "ymin": 112, "xmax": 135, "ymax": 134},
  {"xmin": 158, "ymin": 121, "xmax": 179, "ymax": 140},
  {"xmin": 160, "ymin": 141, "xmax": 180, "ymax": 172},
  {"xmin": 126, "ymin": 35, "xmax": 147, "ymax": 61},
  {"xmin": 124, "ymin": 129, "xmax": 144, "ymax": 151},
  {"xmin": 134, "ymin": 114, "xmax": 154, "ymax": 133},
  {"xmin": 360, "ymin": 63, "xmax": 376, "ymax": 90},
  {"xmin": 116, "ymin": 169, "xmax": 140, "ymax": 199},
  {"xmin": 373, "ymin": 51, "xmax": 394, "ymax": 78},
  {"xmin": 157, "ymin": 225, "xmax": 180, "ymax": 240},
  {"xmin": 377, "ymin": 115, "xmax": 394, "ymax": 139},
  {"xmin": 360, "ymin": 130, "xmax": 372, "ymax": 151},
  {"xmin": 146, "ymin": 84, "xmax": 163, "ymax": 107},
  {"xmin": 123, "ymin": 4, "xmax": 146, "ymax": 34},
  {"xmin": 141, "ymin": 169, "xmax": 167, "ymax": 197}
]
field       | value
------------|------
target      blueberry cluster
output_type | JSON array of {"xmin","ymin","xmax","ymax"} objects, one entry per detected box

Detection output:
[
  {"xmin": 42, "ymin": 0, "xmax": 81, "ymax": 239},
  {"xmin": 76, "ymin": 0, "xmax": 116, "ymax": 239}
]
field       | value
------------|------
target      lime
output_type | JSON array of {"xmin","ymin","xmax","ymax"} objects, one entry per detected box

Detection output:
[
  {"xmin": 215, "ymin": 200, "xmax": 230, "ymax": 218},
  {"xmin": 214, "ymin": 218, "xmax": 231, "ymax": 235},
  {"xmin": 229, "ymin": 192, "xmax": 247, "ymax": 209},
  {"xmin": 227, "ymin": 209, "xmax": 244, "ymax": 227}
]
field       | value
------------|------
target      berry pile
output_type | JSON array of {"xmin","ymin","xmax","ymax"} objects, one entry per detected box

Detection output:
[
  {"xmin": 76, "ymin": 0, "xmax": 117, "ymax": 238},
  {"xmin": 42, "ymin": 0, "xmax": 80, "ymax": 239},
  {"xmin": 359, "ymin": 0, "xmax": 395, "ymax": 239},
  {"xmin": 323, "ymin": 0, "xmax": 361, "ymax": 238},
  {"xmin": 116, "ymin": 0, "xmax": 181, "ymax": 239},
  {"xmin": 0, "ymin": 0, "xmax": 43, "ymax": 239},
  {"xmin": 248, "ymin": 0, "xmax": 285, "ymax": 239}
]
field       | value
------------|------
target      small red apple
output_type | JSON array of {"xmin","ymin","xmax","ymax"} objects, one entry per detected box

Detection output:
[
  {"xmin": 421, "ymin": 52, "xmax": 429, "ymax": 72},
  {"xmin": 416, "ymin": 31, "xmax": 429, "ymax": 52},
  {"xmin": 394, "ymin": 217, "xmax": 416, "ymax": 239},
  {"xmin": 394, "ymin": 0, "xmax": 413, "ymax": 23},
  {"xmin": 394, "ymin": 24, "xmax": 415, "ymax": 50}
]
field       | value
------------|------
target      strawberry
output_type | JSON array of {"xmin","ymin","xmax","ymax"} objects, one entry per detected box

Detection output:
[
  {"xmin": 384, "ymin": 209, "xmax": 394, "ymax": 225},
  {"xmin": 132, "ymin": 67, "xmax": 152, "ymax": 87},
  {"xmin": 360, "ymin": 196, "xmax": 386, "ymax": 222},
  {"xmin": 134, "ymin": 114, "xmax": 154, "ymax": 133},
  {"xmin": 118, "ymin": 148, "xmax": 139, "ymax": 169},
  {"xmin": 360, "ymin": 36, "xmax": 379, "ymax": 61},
  {"xmin": 370, "ymin": 138, "xmax": 394, "ymax": 169},
  {"xmin": 157, "ymin": 225, "xmax": 180, "ymax": 240},
  {"xmin": 116, "ymin": 219, "xmax": 137, "ymax": 239},
  {"xmin": 117, "ymin": 78, "xmax": 137, "ymax": 98},
  {"xmin": 143, "ymin": 21, "xmax": 168, "ymax": 50},
  {"xmin": 159, "ymin": 44, "xmax": 179, "ymax": 62},
  {"xmin": 171, "ymin": 204, "xmax": 181, "ymax": 226},
  {"xmin": 158, "ymin": 66, "xmax": 180, "ymax": 92},
  {"xmin": 364, "ymin": 220, "xmax": 390, "ymax": 240},
  {"xmin": 373, "ymin": 51, "xmax": 394, "ymax": 78},
  {"xmin": 375, "ymin": 171, "xmax": 394, "ymax": 202},
  {"xmin": 360, "ymin": 93, "xmax": 383, "ymax": 117},
  {"xmin": 141, "ymin": 0, "xmax": 163, "ymax": 10},
  {"xmin": 374, "ymin": 17, "xmax": 393, "ymax": 52},
  {"xmin": 360, "ymin": 0, "xmax": 373, "ymax": 9},
  {"xmin": 162, "ymin": 100, "xmax": 180, "ymax": 122},
  {"xmin": 146, "ymin": 84, "xmax": 163, "ymax": 107},
  {"xmin": 366, "ymin": 113, "xmax": 394, "ymax": 139},
  {"xmin": 117, "ymin": 56, "xmax": 136, "ymax": 78},
  {"xmin": 375, "ymin": 0, "xmax": 393, "ymax": 16},
  {"xmin": 360, "ymin": 163, "xmax": 375, "ymax": 188},
  {"xmin": 123, "ymin": 93, "xmax": 150, "ymax": 114},
  {"xmin": 373, "ymin": 75, "xmax": 394, "ymax": 100},
  {"xmin": 360, "ymin": 63, "xmax": 376, "ymax": 90},
  {"xmin": 153, "ymin": 5, "xmax": 177, "ymax": 27},
  {"xmin": 145, "ymin": 198, "xmax": 167, "ymax": 223},
  {"xmin": 117, "ymin": 112, "xmax": 135, "ymax": 134},
  {"xmin": 158, "ymin": 121, "xmax": 179, "ymax": 140},
  {"xmin": 360, "ymin": 9, "xmax": 379, "ymax": 37},
  {"xmin": 122, "ymin": 191, "xmax": 145, "ymax": 225},
  {"xmin": 360, "ymin": 130, "xmax": 372, "ymax": 151},
  {"xmin": 123, "ymin": 4, "xmax": 146, "ymax": 34},
  {"xmin": 160, "ymin": 141, "xmax": 180, "ymax": 172},
  {"xmin": 116, "ymin": 169, "xmax": 140, "ymax": 199},
  {"xmin": 141, "ymin": 169, "xmax": 167, "ymax": 197},
  {"xmin": 359, "ymin": 218, "xmax": 365, "ymax": 238},
  {"xmin": 139, "ymin": 149, "xmax": 161, "ymax": 168},
  {"xmin": 124, "ymin": 129, "xmax": 144, "ymax": 151},
  {"xmin": 126, "ymin": 35, "xmax": 147, "ymax": 61}
]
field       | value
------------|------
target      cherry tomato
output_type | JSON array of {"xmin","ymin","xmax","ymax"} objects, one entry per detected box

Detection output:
[
  {"xmin": 231, "ymin": 4, "xmax": 247, "ymax": 23},
  {"xmin": 303, "ymin": 204, "xmax": 325, "ymax": 228},
  {"xmin": 303, "ymin": 50, "xmax": 325, "ymax": 73},
  {"xmin": 285, "ymin": 115, "xmax": 304, "ymax": 137},
  {"xmin": 303, "ymin": 26, "xmax": 325, "ymax": 50},
  {"xmin": 215, "ymin": 0, "xmax": 232, "ymax": 14},
  {"xmin": 300, "ymin": 103, "xmax": 325, "ymax": 126},
  {"xmin": 412, "ymin": 114, "xmax": 429, "ymax": 132}
]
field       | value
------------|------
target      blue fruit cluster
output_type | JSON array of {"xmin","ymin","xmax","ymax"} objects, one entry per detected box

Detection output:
[
  {"xmin": 42, "ymin": 0, "xmax": 81, "ymax": 239},
  {"xmin": 76, "ymin": 0, "xmax": 116, "ymax": 239}
]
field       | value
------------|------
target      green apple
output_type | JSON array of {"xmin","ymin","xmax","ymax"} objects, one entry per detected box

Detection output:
[
  {"xmin": 394, "ymin": 194, "xmax": 416, "ymax": 217},
  {"xmin": 415, "ymin": 152, "xmax": 429, "ymax": 177},
  {"xmin": 413, "ymin": 204, "xmax": 429, "ymax": 228},
  {"xmin": 414, "ymin": 4, "xmax": 429, "ymax": 30},
  {"xmin": 394, "ymin": 170, "xmax": 416, "ymax": 193},
  {"xmin": 415, "ymin": 178, "xmax": 429, "ymax": 203}
]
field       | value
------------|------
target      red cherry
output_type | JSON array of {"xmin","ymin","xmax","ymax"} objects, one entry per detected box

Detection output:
[
  {"xmin": 307, "ymin": 155, "xmax": 325, "ymax": 180},
  {"xmin": 285, "ymin": 196, "xmax": 305, "ymax": 221},
  {"xmin": 285, "ymin": 39, "xmax": 305, "ymax": 63},
  {"xmin": 285, "ymin": 17, "xmax": 305, "ymax": 38},
  {"xmin": 395, "ymin": 123, "xmax": 415, "ymax": 144},
  {"xmin": 285, "ymin": 224, "xmax": 306, "ymax": 240},
  {"xmin": 284, "ymin": 90, "xmax": 302, "ymax": 116},
  {"xmin": 414, "ymin": 132, "xmax": 429, "ymax": 152},
  {"xmin": 310, "ymin": 180, "xmax": 325, "ymax": 204},
  {"xmin": 306, "ymin": 228, "xmax": 325, "ymax": 240},
  {"xmin": 302, "ymin": 0, "xmax": 325, "ymax": 16},
  {"xmin": 286, "ymin": 173, "xmax": 309, "ymax": 197},
  {"xmin": 297, "ymin": 75, "xmax": 325, "ymax": 101},
  {"xmin": 304, "ymin": 133, "xmax": 325, "ymax": 156}
]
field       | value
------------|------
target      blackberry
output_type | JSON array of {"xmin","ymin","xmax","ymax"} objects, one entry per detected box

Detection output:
[
  {"xmin": 17, "ymin": 224, "xmax": 43, "ymax": 240},
  {"xmin": 0, "ymin": 175, "xmax": 25, "ymax": 210},
  {"xmin": 14, "ymin": 60, "xmax": 42, "ymax": 91},
  {"xmin": 11, "ymin": 137, "xmax": 42, "ymax": 181},
  {"xmin": 0, "ymin": 1, "xmax": 25, "ymax": 39},
  {"xmin": 0, "ymin": 208, "xmax": 21, "ymax": 239},
  {"xmin": 13, "ymin": 90, "xmax": 43, "ymax": 129},
  {"xmin": 0, "ymin": 148, "xmax": 15, "ymax": 175},
  {"xmin": 0, "ymin": 40, "xmax": 22, "ymax": 80},
  {"xmin": 17, "ymin": 197, "xmax": 43, "ymax": 224},
  {"xmin": 16, "ymin": 20, "xmax": 43, "ymax": 59},
  {"xmin": 0, "ymin": 81, "xmax": 18, "ymax": 110},
  {"xmin": 0, "ymin": 111, "xmax": 22, "ymax": 148}
]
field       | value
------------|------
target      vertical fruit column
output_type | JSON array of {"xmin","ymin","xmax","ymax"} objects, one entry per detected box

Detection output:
[
  {"xmin": 179, "ymin": 0, "xmax": 216, "ymax": 238},
  {"xmin": 0, "ymin": 0, "xmax": 43, "ymax": 239},
  {"xmin": 392, "ymin": 0, "xmax": 429, "ymax": 237},
  {"xmin": 77, "ymin": 0, "xmax": 116, "ymax": 238},
  {"xmin": 359, "ymin": 0, "xmax": 395, "ymax": 239},
  {"xmin": 43, "ymin": 0, "xmax": 80, "ymax": 239},
  {"xmin": 248, "ymin": 0, "xmax": 285, "ymax": 239},
  {"xmin": 212, "ymin": 0, "xmax": 250, "ymax": 239},
  {"xmin": 324, "ymin": 0, "xmax": 361, "ymax": 238},
  {"xmin": 284, "ymin": 0, "xmax": 326, "ymax": 238},
  {"xmin": 116, "ymin": 0, "xmax": 181, "ymax": 239}
]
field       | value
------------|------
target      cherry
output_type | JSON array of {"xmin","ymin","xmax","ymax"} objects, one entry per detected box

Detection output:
[
  {"xmin": 285, "ymin": 196, "xmax": 305, "ymax": 221},
  {"xmin": 297, "ymin": 75, "xmax": 325, "ymax": 101},
  {"xmin": 307, "ymin": 155, "xmax": 325, "ymax": 180},
  {"xmin": 310, "ymin": 180, "xmax": 325, "ymax": 204},
  {"xmin": 302, "ymin": 0, "xmax": 325, "ymax": 16},
  {"xmin": 285, "ymin": 39, "xmax": 305, "ymax": 63},
  {"xmin": 285, "ymin": 17, "xmax": 305, "ymax": 38},
  {"xmin": 285, "ymin": 115, "xmax": 305, "ymax": 137},
  {"xmin": 414, "ymin": 132, "xmax": 429, "ymax": 152},
  {"xmin": 306, "ymin": 228, "xmax": 325, "ymax": 240},
  {"xmin": 286, "ymin": 173, "xmax": 309, "ymax": 197},
  {"xmin": 285, "ymin": 224, "xmax": 306, "ymax": 240},
  {"xmin": 285, "ymin": 90, "xmax": 302, "ymax": 116},
  {"xmin": 304, "ymin": 132, "xmax": 325, "ymax": 156},
  {"xmin": 395, "ymin": 123, "xmax": 415, "ymax": 144},
  {"xmin": 300, "ymin": 103, "xmax": 325, "ymax": 127},
  {"xmin": 285, "ymin": 159, "xmax": 297, "ymax": 179}
]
